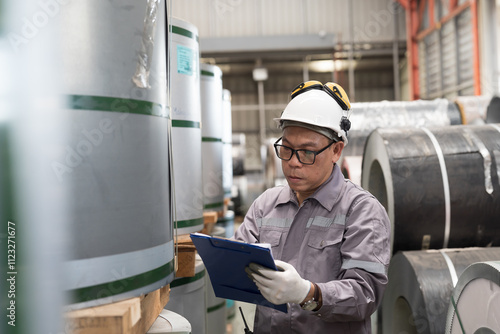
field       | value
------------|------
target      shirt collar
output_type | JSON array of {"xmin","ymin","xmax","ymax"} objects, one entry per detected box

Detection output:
[{"xmin": 275, "ymin": 164, "xmax": 344, "ymax": 211}]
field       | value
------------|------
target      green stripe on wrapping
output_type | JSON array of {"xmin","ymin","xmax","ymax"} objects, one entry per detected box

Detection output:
[
  {"xmin": 227, "ymin": 311, "xmax": 236, "ymax": 321},
  {"xmin": 172, "ymin": 120, "xmax": 201, "ymax": 128},
  {"xmin": 68, "ymin": 95, "xmax": 167, "ymax": 117},
  {"xmin": 170, "ymin": 269, "xmax": 205, "ymax": 288},
  {"xmin": 69, "ymin": 260, "xmax": 175, "ymax": 304},
  {"xmin": 202, "ymin": 137, "xmax": 222, "ymax": 142},
  {"xmin": 201, "ymin": 70, "xmax": 214, "ymax": 77},
  {"xmin": 207, "ymin": 301, "xmax": 226, "ymax": 313},
  {"xmin": 171, "ymin": 25, "xmax": 198, "ymax": 42},
  {"xmin": 176, "ymin": 217, "xmax": 204, "ymax": 229},
  {"xmin": 204, "ymin": 202, "xmax": 224, "ymax": 210}
]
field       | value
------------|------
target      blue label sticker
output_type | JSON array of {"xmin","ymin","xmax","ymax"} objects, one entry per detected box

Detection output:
[{"xmin": 177, "ymin": 45, "xmax": 194, "ymax": 76}]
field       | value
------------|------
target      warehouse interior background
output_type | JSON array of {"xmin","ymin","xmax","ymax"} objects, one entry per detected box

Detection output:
[
  {"xmin": 1, "ymin": 0, "xmax": 500, "ymax": 334},
  {"xmin": 173, "ymin": 0, "xmax": 500, "ymax": 215}
]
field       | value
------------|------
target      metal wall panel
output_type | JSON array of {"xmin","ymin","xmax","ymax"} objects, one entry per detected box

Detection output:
[
  {"xmin": 426, "ymin": 31, "xmax": 442, "ymax": 97},
  {"xmin": 214, "ymin": 1, "xmax": 261, "ymax": 37},
  {"xmin": 352, "ymin": 0, "xmax": 404, "ymax": 43},
  {"xmin": 306, "ymin": 0, "xmax": 350, "ymax": 35},
  {"xmin": 441, "ymin": 19, "xmax": 458, "ymax": 96},
  {"xmin": 260, "ymin": 0, "xmax": 305, "ymax": 35},
  {"xmin": 419, "ymin": 40, "xmax": 428, "ymax": 98},
  {"xmin": 418, "ymin": 6, "xmax": 475, "ymax": 99},
  {"xmin": 172, "ymin": 0, "xmax": 213, "ymax": 36},
  {"xmin": 457, "ymin": 8, "xmax": 474, "ymax": 94},
  {"xmin": 172, "ymin": 0, "xmax": 405, "ymax": 42}
]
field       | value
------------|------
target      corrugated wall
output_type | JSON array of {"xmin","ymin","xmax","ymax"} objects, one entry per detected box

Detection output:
[
  {"xmin": 173, "ymin": 0, "xmax": 403, "ymax": 43},
  {"xmin": 417, "ymin": 2, "xmax": 477, "ymax": 99}
]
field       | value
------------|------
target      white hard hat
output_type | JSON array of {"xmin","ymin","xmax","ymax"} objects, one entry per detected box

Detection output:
[{"xmin": 274, "ymin": 81, "xmax": 351, "ymax": 144}]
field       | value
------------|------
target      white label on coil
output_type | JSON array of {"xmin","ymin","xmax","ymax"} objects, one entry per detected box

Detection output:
[{"xmin": 421, "ymin": 127, "xmax": 451, "ymax": 249}]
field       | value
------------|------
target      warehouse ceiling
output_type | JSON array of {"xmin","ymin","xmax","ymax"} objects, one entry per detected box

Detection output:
[{"xmin": 201, "ymin": 41, "xmax": 406, "ymax": 76}]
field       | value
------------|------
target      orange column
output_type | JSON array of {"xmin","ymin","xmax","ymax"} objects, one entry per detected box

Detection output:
[
  {"xmin": 397, "ymin": 0, "xmax": 420, "ymax": 100},
  {"xmin": 470, "ymin": 0, "xmax": 481, "ymax": 95}
]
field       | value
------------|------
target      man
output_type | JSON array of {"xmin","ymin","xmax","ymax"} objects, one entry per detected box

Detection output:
[{"xmin": 235, "ymin": 81, "xmax": 391, "ymax": 333}]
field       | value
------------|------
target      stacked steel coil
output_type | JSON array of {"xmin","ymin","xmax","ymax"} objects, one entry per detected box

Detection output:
[
  {"xmin": 170, "ymin": 17, "xmax": 204, "ymax": 235},
  {"xmin": 362, "ymin": 124, "xmax": 500, "ymax": 254}
]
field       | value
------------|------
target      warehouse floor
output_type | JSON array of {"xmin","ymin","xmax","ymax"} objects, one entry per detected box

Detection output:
[{"xmin": 226, "ymin": 301, "xmax": 256, "ymax": 334}]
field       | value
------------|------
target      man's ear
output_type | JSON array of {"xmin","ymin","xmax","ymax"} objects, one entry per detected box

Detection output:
[{"xmin": 332, "ymin": 141, "xmax": 344, "ymax": 163}]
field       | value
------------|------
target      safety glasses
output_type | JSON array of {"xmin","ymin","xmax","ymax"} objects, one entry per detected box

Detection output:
[
  {"xmin": 273, "ymin": 136, "xmax": 336, "ymax": 165},
  {"xmin": 290, "ymin": 80, "xmax": 351, "ymax": 111}
]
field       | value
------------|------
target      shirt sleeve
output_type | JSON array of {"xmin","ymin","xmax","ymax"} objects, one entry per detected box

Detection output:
[
  {"xmin": 233, "ymin": 196, "xmax": 261, "ymax": 244},
  {"xmin": 315, "ymin": 195, "xmax": 391, "ymax": 322}
]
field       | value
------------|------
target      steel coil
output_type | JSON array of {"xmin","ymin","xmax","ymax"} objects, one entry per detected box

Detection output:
[
  {"xmin": 445, "ymin": 261, "xmax": 500, "ymax": 334},
  {"xmin": 362, "ymin": 124, "xmax": 500, "ymax": 254},
  {"xmin": 382, "ymin": 248, "xmax": 500, "ymax": 334},
  {"xmin": 171, "ymin": 17, "xmax": 204, "ymax": 235}
]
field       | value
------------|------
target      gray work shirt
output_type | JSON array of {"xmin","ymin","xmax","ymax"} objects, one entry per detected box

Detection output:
[{"xmin": 234, "ymin": 164, "xmax": 391, "ymax": 334}]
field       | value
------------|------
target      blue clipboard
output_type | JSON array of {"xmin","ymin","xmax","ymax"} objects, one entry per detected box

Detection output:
[{"xmin": 190, "ymin": 233, "xmax": 287, "ymax": 312}]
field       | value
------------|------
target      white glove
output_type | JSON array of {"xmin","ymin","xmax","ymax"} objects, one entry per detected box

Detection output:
[{"xmin": 245, "ymin": 260, "xmax": 311, "ymax": 305}]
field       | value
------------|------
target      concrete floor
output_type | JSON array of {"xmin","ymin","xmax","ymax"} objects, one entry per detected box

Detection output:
[{"xmin": 226, "ymin": 301, "xmax": 256, "ymax": 334}]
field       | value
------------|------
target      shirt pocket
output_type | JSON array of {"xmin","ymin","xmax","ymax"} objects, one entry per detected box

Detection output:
[
  {"xmin": 259, "ymin": 229, "xmax": 283, "ymax": 259},
  {"xmin": 304, "ymin": 226, "xmax": 344, "ymax": 281}
]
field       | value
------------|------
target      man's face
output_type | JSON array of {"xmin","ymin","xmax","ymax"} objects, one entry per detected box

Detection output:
[{"xmin": 281, "ymin": 126, "xmax": 344, "ymax": 198}]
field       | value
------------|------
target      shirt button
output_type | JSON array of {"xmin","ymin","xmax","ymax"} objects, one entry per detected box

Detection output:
[
  {"xmin": 320, "ymin": 240, "xmax": 324, "ymax": 247},
  {"xmin": 317, "ymin": 313, "xmax": 322, "ymax": 317}
]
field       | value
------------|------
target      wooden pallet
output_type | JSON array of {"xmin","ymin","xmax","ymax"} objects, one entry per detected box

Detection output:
[
  {"xmin": 174, "ymin": 211, "xmax": 219, "ymax": 277},
  {"xmin": 65, "ymin": 285, "xmax": 170, "ymax": 334}
]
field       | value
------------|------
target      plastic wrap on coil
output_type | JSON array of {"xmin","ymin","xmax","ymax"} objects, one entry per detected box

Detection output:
[
  {"xmin": 340, "ymin": 156, "xmax": 363, "ymax": 186},
  {"xmin": 486, "ymin": 96, "xmax": 500, "ymax": 124},
  {"xmin": 232, "ymin": 133, "xmax": 246, "ymax": 176},
  {"xmin": 222, "ymin": 89, "xmax": 233, "ymax": 201},
  {"xmin": 147, "ymin": 310, "xmax": 192, "ymax": 333},
  {"xmin": 454, "ymin": 95, "xmax": 491, "ymax": 125},
  {"xmin": 170, "ymin": 17, "xmax": 204, "ymax": 235},
  {"xmin": 382, "ymin": 248, "xmax": 500, "ymax": 334},
  {"xmin": 344, "ymin": 98, "xmax": 462, "ymax": 157},
  {"xmin": 362, "ymin": 124, "xmax": 500, "ymax": 254},
  {"xmin": 200, "ymin": 63, "xmax": 224, "ymax": 212},
  {"xmin": 166, "ymin": 254, "xmax": 207, "ymax": 334},
  {"xmin": 445, "ymin": 261, "xmax": 500, "ymax": 334},
  {"xmin": 1, "ymin": 1, "xmax": 69, "ymax": 331}
]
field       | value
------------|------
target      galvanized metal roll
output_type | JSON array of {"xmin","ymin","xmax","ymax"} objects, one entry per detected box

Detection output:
[
  {"xmin": 217, "ymin": 210, "xmax": 235, "ymax": 238},
  {"xmin": 58, "ymin": 1, "xmax": 174, "ymax": 309},
  {"xmin": 362, "ymin": 124, "xmax": 500, "ymax": 254},
  {"xmin": 170, "ymin": 17, "xmax": 204, "ymax": 235},
  {"xmin": 344, "ymin": 98, "xmax": 463, "ymax": 158},
  {"xmin": 148, "ymin": 310, "xmax": 192, "ymax": 334},
  {"xmin": 1, "ymin": 1, "xmax": 70, "ymax": 332},
  {"xmin": 340, "ymin": 156, "xmax": 363, "ymax": 186},
  {"xmin": 454, "ymin": 95, "xmax": 491, "ymax": 125},
  {"xmin": 166, "ymin": 254, "xmax": 207, "ymax": 334},
  {"xmin": 382, "ymin": 248, "xmax": 500, "ymax": 334},
  {"xmin": 222, "ymin": 89, "xmax": 233, "ymax": 202},
  {"xmin": 445, "ymin": 261, "xmax": 500, "ymax": 334},
  {"xmin": 486, "ymin": 96, "xmax": 500, "ymax": 124},
  {"xmin": 200, "ymin": 63, "xmax": 224, "ymax": 213}
]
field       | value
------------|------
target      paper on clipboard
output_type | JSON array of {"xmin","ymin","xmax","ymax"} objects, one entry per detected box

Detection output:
[{"xmin": 190, "ymin": 233, "xmax": 287, "ymax": 312}]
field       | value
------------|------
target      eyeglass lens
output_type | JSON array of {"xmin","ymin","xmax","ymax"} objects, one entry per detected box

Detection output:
[{"xmin": 275, "ymin": 145, "xmax": 316, "ymax": 164}]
